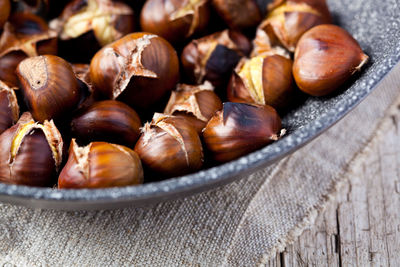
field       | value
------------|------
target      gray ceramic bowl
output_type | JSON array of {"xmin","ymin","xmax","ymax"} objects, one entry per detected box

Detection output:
[{"xmin": 0, "ymin": 0, "xmax": 399, "ymax": 210}]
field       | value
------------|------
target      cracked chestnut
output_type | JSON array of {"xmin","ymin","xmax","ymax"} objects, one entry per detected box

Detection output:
[
  {"xmin": 16, "ymin": 55, "xmax": 81, "ymax": 122},
  {"xmin": 164, "ymin": 82, "xmax": 222, "ymax": 133},
  {"xmin": 0, "ymin": 80, "xmax": 19, "ymax": 134},
  {"xmin": 203, "ymin": 102, "xmax": 283, "ymax": 162},
  {"xmin": 0, "ymin": 112, "xmax": 63, "ymax": 186},
  {"xmin": 71, "ymin": 100, "xmax": 141, "ymax": 147},
  {"xmin": 227, "ymin": 54, "xmax": 295, "ymax": 110},
  {"xmin": 140, "ymin": 0, "xmax": 210, "ymax": 44},
  {"xmin": 135, "ymin": 113, "xmax": 203, "ymax": 177},
  {"xmin": 89, "ymin": 33, "xmax": 179, "ymax": 111},
  {"xmin": 58, "ymin": 139, "xmax": 143, "ymax": 189},
  {"xmin": 181, "ymin": 29, "xmax": 251, "ymax": 87},
  {"xmin": 293, "ymin": 25, "xmax": 369, "ymax": 96}
]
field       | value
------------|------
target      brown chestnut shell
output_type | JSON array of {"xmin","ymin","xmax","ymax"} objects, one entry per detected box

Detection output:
[
  {"xmin": 203, "ymin": 102, "xmax": 282, "ymax": 162},
  {"xmin": 0, "ymin": 0, "xmax": 10, "ymax": 30},
  {"xmin": 58, "ymin": 139, "xmax": 143, "ymax": 189},
  {"xmin": 0, "ymin": 81, "xmax": 19, "ymax": 134},
  {"xmin": 293, "ymin": 24, "xmax": 369, "ymax": 96}
]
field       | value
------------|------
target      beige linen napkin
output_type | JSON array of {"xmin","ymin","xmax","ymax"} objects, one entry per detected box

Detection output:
[{"xmin": 0, "ymin": 64, "xmax": 399, "ymax": 266}]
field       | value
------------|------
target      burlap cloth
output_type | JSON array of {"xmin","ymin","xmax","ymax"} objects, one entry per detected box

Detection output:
[{"xmin": 0, "ymin": 64, "xmax": 399, "ymax": 266}]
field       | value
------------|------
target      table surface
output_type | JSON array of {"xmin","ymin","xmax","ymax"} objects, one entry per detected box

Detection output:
[{"xmin": 267, "ymin": 100, "xmax": 400, "ymax": 266}]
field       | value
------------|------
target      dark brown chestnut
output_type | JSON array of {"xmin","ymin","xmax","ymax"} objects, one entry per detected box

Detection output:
[
  {"xmin": 135, "ymin": 113, "xmax": 203, "ymax": 177},
  {"xmin": 203, "ymin": 102, "xmax": 283, "ymax": 162},
  {"xmin": 211, "ymin": 0, "xmax": 269, "ymax": 29},
  {"xmin": 0, "ymin": 112, "xmax": 63, "ymax": 187},
  {"xmin": 0, "ymin": 80, "xmax": 19, "ymax": 134},
  {"xmin": 0, "ymin": 12, "xmax": 58, "ymax": 87},
  {"xmin": 89, "ymin": 33, "xmax": 179, "ymax": 111},
  {"xmin": 293, "ymin": 25, "xmax": 369, "ymax": 96},
  {"xmin": 254, "ymin": 0, "xmax": 332, "ymax": 53},
  {"xmin": 140, "ymin": 0, "xmax": 210, "ymax": 44},
  {"xmin": 58, "ymin": 139, "xmax": 143, "ymax": 189},
  {"xmin": 164, "ymin": 82, "xmax": 222, "ymax": 133},
  {"xmin": 0, "ymin": 0, "xmax": 10, "ymax": 30},
  {"xmin": 227, "ymin": 54, "xmax": 295, "ymax": 110},
  {"xmin": 71, "ymin": 100, "xmax": 141, "ymax": 147},
  {"xmin": 50, "ymin": 0, "xmax": 135, "ymax": 62},
  {"xmin": 181, "ymin": 29, "xmax": 251, "ymax": 87},
  {"xmin": 16, "ymin": 55, "xmax": 81, "ymax": 122}
]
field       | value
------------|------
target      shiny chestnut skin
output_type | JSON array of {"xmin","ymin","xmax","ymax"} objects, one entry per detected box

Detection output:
[
  {"xmin": 254, "ymin": 0, "xmax": 332, "ymax": 53},
  {"xmin": 0, "ymin": 112, "xmax": 63, "ymax": 187},
  {"xmin": 0, "ymin": 12, "xmax": 57, "ymax": 87},
  {"xmin": 71, "ymin": 100, "xmax": 142, "ymax": 147},
  {"xmin": 16, "ymin": 55, "xmax": 81, "ymax": 122},
  {"xmin": 58, "ymin": 139, "xmax": 143, "ymax": 189},
  {"xmin": 0, "ymin": 0, "xmax": 10, "ymax": 30},
  {"xmin": 50, "ymin": 0, "xmax": 135, "ymax": 62},
  {"xmin": 135, "ymin": 113, "xmax": 203, "ymax": 178},
  {"xmin": 293, "ymin": 25, "xmax": 369, "ymax": 96},
  {"xmin": 203, "ymin": 102, "xmax": 282, "ymax": 162},
  {"xmin": 164, "ymin": 82, "xmax": 222, "ymax": 133},
  {"xmin": 90, "ymin": 33, "xmax": 180, "ymax": 111},
  {"xmin": 0, "ymin": 81, "xmax": 19, "ymax": 134},
  {"xmin": 228, "ymin": 54, "xmax": 295, "ymax": 110},
  {"xmin": 181, "ymin": 29, "xmax": 251, "ymax": 87},
  {"xmin": 140, "ymin": 0, "xmax": 210, "ymax": 44},
  {"xmin": 211, "ymin": 0, "xmax": 269, "ymax": 29}
]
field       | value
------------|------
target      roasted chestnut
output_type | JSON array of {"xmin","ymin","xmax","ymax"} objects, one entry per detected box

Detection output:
[
  {"xmin": 16, "ymin": 55, "xmax": 81, "ymax": 122},
  {"xmin": 58, "ymin": 139, "xmax": 143, "ymax": 189},
  {"xmin": 0, "ymin": 0, "xmax": 10, "ymax": 30},
  {"xmin": 293, "ymin": 25, "xmax": 369, "ymax": 96},
  {"xmin": 164, "ymin": 82, "xmax": 222, "ymax": 133},
  {"xmin": 0, "ymin": 12, "xmax": 57, "ymax": 87},
  {"xmin": 227, "ymin": 54, "xmax": 295, "ymax": 109},
  {"xmin": 254, "ymin": 0, "xmax": 332, "ymax": 53},
  {"xmin": 140, "ymin": 0, "xmax": 210, "ymax": 44},
  {"xmin": 0, "ymin": 81, "xmax": 19, "ymax": 134},
  {"xmin": 0, "ymin": 112, "xmax": 63, "ymax": 186},
  {"xmin": 181, "ymin": 29, "xmax": 251, "ymax": 87},
  {"xmin": 90, "ymin": 33, "xmax": 179, "ymax": 111},
  {"xmin": 50, "ymin": 0, "xmax": 135, "ymax": 62},
  {"xmin": 203, "ymin": 102, "xmax": 283, "ymax": 162},
  {"xmin": 71, "ymin": 100, "xmax": 141, "ymax": 147},
  {"xmin": 211, "ymin": 0, "xmax": 269, "ymax": 29},
  {"xmin": 135, "ymin": 113, "xmax": 203, "ymax": 177}
]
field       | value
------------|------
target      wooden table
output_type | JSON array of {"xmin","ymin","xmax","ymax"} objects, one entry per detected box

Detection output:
[{"xmin": 268, "ymin": 93, "xmax": 400, "ymax": 266}]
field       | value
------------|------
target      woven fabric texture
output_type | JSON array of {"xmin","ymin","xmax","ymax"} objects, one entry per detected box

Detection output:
[{"xmin": 0, "ymin": 65, "xmax": 399, "ymax": 266}]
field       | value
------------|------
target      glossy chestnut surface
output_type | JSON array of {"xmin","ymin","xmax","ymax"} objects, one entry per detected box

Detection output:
[
  {"xmin": 0, "ymin": 0, "xmax": 10, "ymax": 30},
  {"xmin": 71, "ymin": 100, "xmax": 141, "ymax": 147},
  {"xmin": 0, "ymin": 81, "xmax": 19, "ymax": 134},
  {"xmin": 17, "ymin": 55, "xmax": 81, "ymax": 122},
  {"xmin": 203, "ymin": 102, "xmax": 282, "ymax": 162},
  {"xmin": 89, "ymin": 32, "xmax": 179, "ymax": 110},
  {"xmin": 140, "ymin": 0, "xmax": 210, "ymax": 44},
  {"xmin": 58, "ymin": 139, "xmax": 143, "ymax": 189},
  {"xmin": 293, "ymin": 25, "xmax": 369, "ymax": 96}
]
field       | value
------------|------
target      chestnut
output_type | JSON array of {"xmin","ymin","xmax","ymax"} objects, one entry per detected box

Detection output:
[
  {"xmin": 227, "ymin": 54, "xmax": 295, "ymax": 110},
  {"xmin": 293, "ymin": 25, "xmax": 369, "ymax": 96},
  {"xmin": 71, "ymin": 100, "xmax": 141, "ymax": 147},
  {"xmin": 16, "ymin": 55, "xmax": 81, "ymax": 122},
  {"xmin": 58, "ymin": 139, "xmax": 143, "ymax": 189},
  {"xmin": 89, "ymin": 33, "xmax": 179, "ymax": 111},
  {"xmin": 0, "ymin": 112, "xmax": 63, "ymax": 187},
  {"xmin": 0, "ymin": 81, "xmax": 19, "ymax": 134},
  {"xmin": 0, "ymin": 12, "xmax": 58, "ymax": 87},
  {"xmin": 181, "ymin": 29, "xmax": 251, "ymax": 87},
  {"xmin": 211, "ymin": 0, "xmax": 269, "ymax": 29},
  {"xmin": 203, "ymin": 102, "xmax": 283, "ymax": 162},
  {"xmin": 140, "ymin": 0, "xmax": 210, "ymax": 44},
  {"xmin": 0, "ymin": 0, "xmax": 10, "ymax": 30},
  {"xmin": 164, "ymin": 82, "xmax": 222, "ymax": 133},
  {"xmin": 254, "ymin": 0, "xmax": 332, "ymax": 53},
  {"xmin": 50, "ymin": 0, "xmax": 135, "ymax": 62},
  {"xmin": 135, "ymin": 113, "xmax": 203, "ymax": 178}
]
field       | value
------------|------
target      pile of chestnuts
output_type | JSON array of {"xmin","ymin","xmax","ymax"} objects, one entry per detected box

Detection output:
[{"xmin": 0, "ymin": 0, "xmax": 368, "ymax": 189}]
